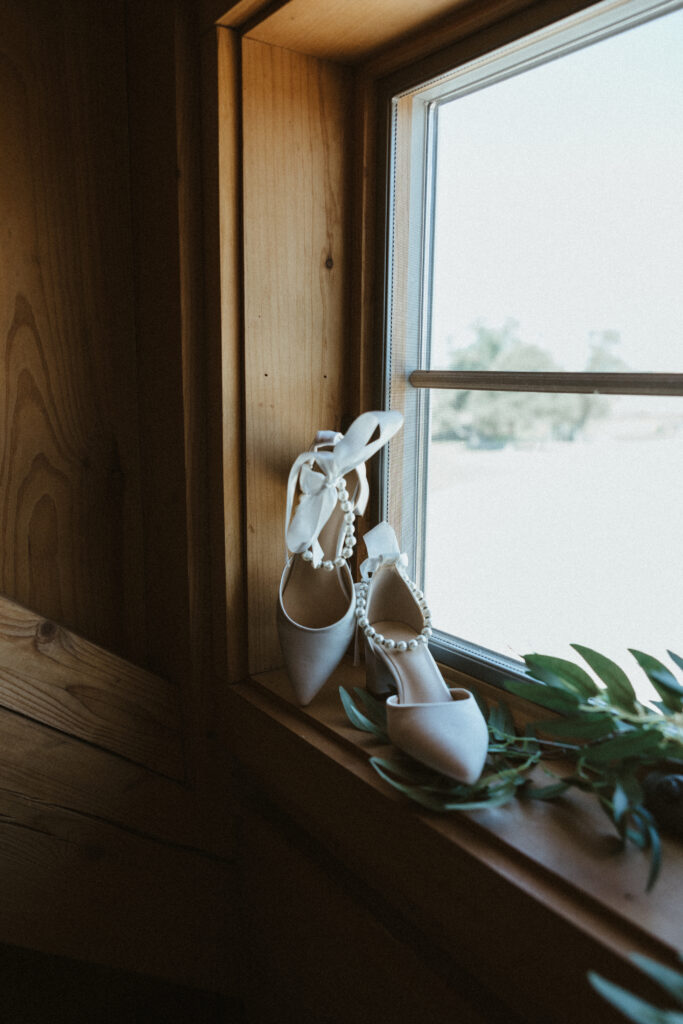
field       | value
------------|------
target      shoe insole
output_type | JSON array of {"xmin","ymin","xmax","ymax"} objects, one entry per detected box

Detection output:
[
  {"xmin": 371, "ymin": 621, "xmax": 455, "ymax": 705},
  {"xmin": 285, "ymin": 557, "xmax": 350, "ymax": 628},
  {"xmin": 282, "ymin": 476, "xmax": 353, "ymax": 630}
]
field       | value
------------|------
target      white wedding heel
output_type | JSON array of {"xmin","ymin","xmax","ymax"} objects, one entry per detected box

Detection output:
[
  {"xmin": 277, "ymin": 412, "xmax": 403, "ymax": 705},
  {"xmin": 356, "ymin": 522, "xmax": 488, "ymax": 784}
]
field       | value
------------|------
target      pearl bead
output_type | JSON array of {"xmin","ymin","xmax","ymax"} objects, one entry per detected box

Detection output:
[
  {"xmin": 358, "ymin": 616, "xmax": 368, "ymax": 628},
  {"xmin": 342, "ymin": 547, "xmax": 353, "ymax": 558},
  {"xmin": 424, "ymin": 627, "xmax": 432, "ymax": 638},
  {"xmin": 396, "ymin": 641, "xmax": 407, "ymax": 652},
  {"xmin": 343, "ymin": 512, "xmax": 354, "ymax": 524},
  {"xmin": 346, "ymin": 535, "xmax": 356, "ymax": 546},
  {"xmin": 374, "ymin": 634, "xmax": 384, "ymax": 645},
  {"xmin": 323, "ymin": 560, "xmax": 334, "ymax": 571},
  {"xmin": 384, "ymin": 639, "xmax": 395, "ymax": 650},
  {"xmin": 364, "ymin": 626, "xmax": 375, "ymax": 638},
  {"xmin": 408, "ymin": 639, "xmax": 418, "ymax": 651},
  {"xmin": 340, "ymin": 500, "xmax": 353, "ymax": 513},
  {"xmin": 338, "ymin": 488, "xmax": 349, "ymax": 501},
  {"xmin": 334, "ymin": 556, "xmax": 344, "ymax": 567},
  {"xmin": 302, "ymin": 550, "xmax": 313, "ymax": 562}
]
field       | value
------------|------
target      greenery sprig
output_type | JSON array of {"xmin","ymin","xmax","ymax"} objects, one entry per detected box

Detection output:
[
  {"xmin": 589, "ymin": 951, "xmax": 683, "ymax": 1023},
  {"xmin": 340, "ymin": 645, "xmax": 683, "ymax": 891}
]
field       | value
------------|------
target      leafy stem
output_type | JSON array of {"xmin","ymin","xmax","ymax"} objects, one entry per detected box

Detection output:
[{"xmin": 340, "ymin": 644, "xmax": 683, "ymax": 891}]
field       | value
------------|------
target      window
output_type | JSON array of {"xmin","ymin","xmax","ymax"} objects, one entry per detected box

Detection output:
[{"xmin": 383, "ymin": 0, "xmax": 683, "ymax": 690}]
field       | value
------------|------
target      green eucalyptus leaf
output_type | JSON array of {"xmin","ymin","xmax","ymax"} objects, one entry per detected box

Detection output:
[
  {"xmin": 523, "ymin": 653, "xmax": 599, "ymax": 697},
  {"xmin": 488, "ymin": 701, "xmax": 515, "ymax": 740},
  {"xmin": 645, "ymin": 820, "xmax": 662, "ymax": 893},
  {"xmin": 612, "ymin": 778, "xmax": 630, "ymax": 826},
  {"xmin": 588, "ymin": 972, "xmax": 683, "ymax": 1024},
  {"xmin": 583, "ymin": 730, "xmax": 664, "ymax": 766},
  {"xmin": 352, "ymin": 686, "xmax": 388, "ymax": 730},
  {"xmin": 618, "ymin": 772, "xmax": 644, "ymax": 809},
  {"xmin": 629, "ymin": 650, "xmax": 683, "ymax": 712},
  {"xmin": 668, "ymin": 651, "xmax": 683, "ymax": 674},
  {"xmin": 369, "ymin": 755, "xmax": 463, "ymax": 791},
  {"xmin": 630, "ymin": 954, "xmax": 683, "ymax": 1008},
  {"xmin": 533, "ymin": 714, "xmax": 615, "ymax": 741},
  {"xmin": 369, "ymin": 759, "xmax": 517, "ymax": 812},
  {"xmin": 504, "ymin": 678, "xmax": 581, "ymax": 713},
  {"xmin": 470, "ymin": 687, "xmax": 489, "ymax": 721},
  {"xmin": 339, "ymin": 687, "xmax": 388, "ymax": 740},
  {"xmin": 445, "ymin": 789, "xmax": 519, "ymax": 811},
  {"xmin": 572, "ymin": 644, "xmax": 638, "ymax": 711}
]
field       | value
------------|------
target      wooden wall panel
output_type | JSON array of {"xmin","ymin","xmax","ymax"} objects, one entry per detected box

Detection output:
[
  {"xmin": 242, "ymin": 39, "xmax": 352, "ymax": 672},
  {"xmin": 0, "ymin": 593, "xmax": 183, "ymax": 778},
  {"xmin": 0, "ymin": 0, "xmax": 147, "ymax": 665},
  {"xmin": 0, "ymin": 786, "xmax": 237, "ymax": 994},
  {"xmin": 0, "ymin": 703, "xmax": 235, "ymax": 857},
  {"xmin": 239, "ymin": 810, "xmax": 519, "ymax": 1024},
  {"xmin": 125, "ymin": 0, "xmax": 194, "ymax": 687}
]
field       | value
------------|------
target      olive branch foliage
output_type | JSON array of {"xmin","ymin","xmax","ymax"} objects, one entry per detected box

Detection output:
[{"xmin": 340, "ymin": 644, "xmax": 683, "ymax": 891}]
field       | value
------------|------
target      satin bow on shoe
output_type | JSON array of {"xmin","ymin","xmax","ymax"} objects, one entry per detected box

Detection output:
[
  {"xmin": 285, "ymin": 411, "xmax": 402, "ymax": 567},
  {"xmin": 277, "ymin": 411, "xmax": 403, "ymax": 706}
]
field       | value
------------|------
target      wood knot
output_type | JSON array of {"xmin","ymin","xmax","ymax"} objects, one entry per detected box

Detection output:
[
  {"xmin": 325, "ymin": 255, "xmax": 334, "ymax": 269},
  {"xmin": 37, "ymin": 619, "xmax": 58, "ymax": 642}
]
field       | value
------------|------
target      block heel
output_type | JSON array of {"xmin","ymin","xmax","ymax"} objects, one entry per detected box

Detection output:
[{"xmin": 364, "ymin": 638, "xmax": 396, "ymax": 699}]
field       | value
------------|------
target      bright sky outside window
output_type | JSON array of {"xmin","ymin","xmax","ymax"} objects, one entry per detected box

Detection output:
[{"xmin": 388, "ymin": 0, "xmax": 683, "ymax": 694}]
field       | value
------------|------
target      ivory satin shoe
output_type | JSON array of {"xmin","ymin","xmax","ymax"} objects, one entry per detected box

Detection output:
[
  {"xmin": 356, "ymin": 522, "xmax": 489, "ymax": 784},
  {"xmin": 277, "ymin": 411, "xmax": 403, "ymax": 705}
]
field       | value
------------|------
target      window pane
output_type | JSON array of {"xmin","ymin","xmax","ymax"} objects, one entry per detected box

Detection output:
[
  {"xmin": 429, "ymin": 5, "xmax": 683, "ymax": 374},
  {"xmin": 425, "ymin": 394, "xmax": 683, "ymax": 684}
]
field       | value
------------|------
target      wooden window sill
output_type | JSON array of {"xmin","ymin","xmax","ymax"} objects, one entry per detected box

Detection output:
[{"xmin": 225, "ymin": 659, "xmax": 681, "ymax": 1022}]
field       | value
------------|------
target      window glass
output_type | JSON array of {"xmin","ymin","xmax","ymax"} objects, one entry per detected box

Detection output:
[
  {"xmin": 426, "ymin": 393, "xmax": 683, "ymax": 678},
  {"xmin": 385, "ymin": 0, "xmax": 683, "ymax": 693},
  {"xmin": 429, "ymin": 4, "xmax": 683, "ymax": 375}
]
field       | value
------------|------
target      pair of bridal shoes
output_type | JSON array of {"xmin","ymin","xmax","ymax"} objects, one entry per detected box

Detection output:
[
  {"xmin": 277, "ymin": 412, "xmax": 488, "ymax": 785},
  {"xmin": 277, "ymin": 411, "xmax": 402, "ymax": 706}
]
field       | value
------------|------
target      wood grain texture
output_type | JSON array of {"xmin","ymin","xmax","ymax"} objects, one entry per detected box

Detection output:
[
  {"xmin": 175, "ymin": 0, "xmax": 224, "ymax": 778},
  {"xmin": 0, "ymin": 703, "xmax": 235, "ymax": 856},
  {"xmin": 215, "ymin": 0, "xmax": 283, "ymax": 28},
  {"xmin": 201, "ymin": 26, "xmax": 248, "ymax": 683},
  {"xmin": 0, "ymin": 786, "xmax": 237, "ymax": 994},
  {"xmin": 242, "ymin": 40, "xmax": 352, "ymax": 672},
  {"xmin": 125, "ymin": 1, "xmax": 193, "ymax": 688},
  {"xmin": 0, "ymin": 594, "xmax": 183, "ymax": 778},
  {"xmin": 364, "ymin": 0, "xmax": 542, "ymax": 77},
  {"xmin": 0, "ymin": 0, "xmax": 147, "ymax": 663},
  {"xmin": 246, "ymin": 0, "xmax": 475, "ymax": 62}
]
